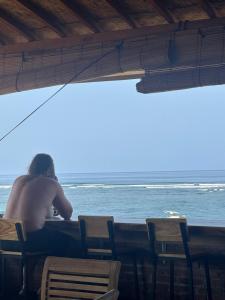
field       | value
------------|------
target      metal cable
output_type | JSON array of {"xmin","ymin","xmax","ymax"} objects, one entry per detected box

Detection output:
[{"xmin": 0, "ymin": 42, "xmax": 123, "ymax": 144}]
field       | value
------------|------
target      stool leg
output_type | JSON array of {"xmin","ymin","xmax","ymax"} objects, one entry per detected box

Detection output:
[
  {"xmin": 133, "ymin": 254, "xmax": 140, "ymax": 300},
  {"xmin": 19, "ymin": 258, "xmax": 28, "ymax": 300},
  {"xmin": 0, "ymin": 255, "xmax": 5, "ymax": 298},
  {"xmin": 204, "ymin": 260, "xmax": 212, "ymax": 300},
  {"xmin": 169, "ymin": 261, "xmax": 174, "ymax": 300},
  {"xmin": 151, "ymin": 261, "xmax": 157, "ymax": 300},
  {"xmin": 187, "ymin": 262, "xmax": 195, "ymax": 300}
]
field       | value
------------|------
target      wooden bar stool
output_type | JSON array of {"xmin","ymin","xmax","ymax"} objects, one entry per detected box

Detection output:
[
  {"xmin": 78, "ymin": 215, "xmax": 117, "ymax": 259},
  {"xmin": 146, "ymin": 218, "xmax": 211, "ymax": 300},
  {"xmin": 78, "ymin": 215, "xmax": 141, "ymax": 300},
  {"xmin": 0, "ymin": 219, "xmax": 45, "ymax": 299}
]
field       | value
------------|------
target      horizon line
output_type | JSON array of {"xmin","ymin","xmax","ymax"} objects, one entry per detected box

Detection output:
[{"xmin": 0, "ymin": 169, "xmax": 225, "ymax": 176}]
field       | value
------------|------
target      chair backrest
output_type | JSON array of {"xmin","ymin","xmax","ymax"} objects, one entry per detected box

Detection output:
[
  {"xmin": 0, "ymin": 219, "xmax": 25, "ymax": 241},
  {"xmin": 78, "ymin": 215, "xmax": 116, "ymax": 258},
  {"xmin": 96, "ymin": 289, "xmax": 119, "ymax": 300},
  {"xmin": 146, "ymin": 218, "xmax": 187, "ymax": 242},
  {"xmin": 78, "ymin": 216, "xmax": 114, "ymax": 238},
  {"xmin": 146, "ymin": 218, "xmax": 190, "ymax": 257},
  {"xmin": 41, "ymin": 257, "xmax": 121, "ymax": 300}
]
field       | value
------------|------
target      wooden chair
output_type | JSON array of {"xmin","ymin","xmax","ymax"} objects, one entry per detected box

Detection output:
[
  {"xmin": 146, "ymin": 218, "xmax": 211, "ymax": 300},
  {"xmin": 78, "ymin": 215, "xmax": 117, "ymax": 259},
  {"xmin": 0, "ymin": 219, "xmax": 26, "ymax": 297},
  {"xmin": 40, "ymin": 256, "xmax": 121, "ymax": 300},
  {"xmin": 78, "ymin": 215, "xmax": 141, "ymax": 300},
  {"xmin": 0, "ymin": 219, "xmax": 44, "ymax": 299}
]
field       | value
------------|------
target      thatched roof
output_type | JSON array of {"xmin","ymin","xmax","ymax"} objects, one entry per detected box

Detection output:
[{"xmin": 0, "ymin": 0, "xmax": 225, "ymax": 94}]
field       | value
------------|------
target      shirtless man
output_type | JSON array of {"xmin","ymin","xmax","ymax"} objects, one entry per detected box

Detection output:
[{"xmin": 4, "ymin": 153, "xmax": 74, "ymax": 255}]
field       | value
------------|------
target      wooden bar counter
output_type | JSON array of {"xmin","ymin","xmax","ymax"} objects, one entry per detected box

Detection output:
[{"xmin": 4, "ymin": 220, "xmax": 225, "ymax": 300}]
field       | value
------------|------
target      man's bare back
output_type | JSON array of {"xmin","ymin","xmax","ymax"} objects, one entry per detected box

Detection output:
[{"xmin": 4, "ymin": 175, "xmax": 73, "ymax": 232}]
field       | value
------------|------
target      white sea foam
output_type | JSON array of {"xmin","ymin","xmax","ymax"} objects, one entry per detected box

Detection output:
[
  {"xmin": 0, "ymin": 185, "xmax": 11, "ymax": 189},
  {"xmin": 63, "ymin": 183, "xmax": 225, "ymax": 190}
]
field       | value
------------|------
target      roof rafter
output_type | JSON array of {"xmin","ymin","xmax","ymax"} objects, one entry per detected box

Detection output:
[
  {"xmin": 17, "ymin": 0, "xmax": 67, "ymax": 37},
  {"xmin": 60, "ymin": 0, "xmax": 101, "ymax": 33},
  {"xmin": 105, "ymin": 0, "xmax": 137, "ymax": 29},
  {"xmin": 202, "ymin": 0, "xmax": 218, "ymax": 19},
  {"xmin": 149, "ymin": 0, "xmax": 175, "ymax": 24},
  {"xmin": 0, "ymin": 7, "xmax": 36, "ymax": 41},
  {"xmin": 0, "ymin": 32, "xmax": 11, "ymax": 45}
]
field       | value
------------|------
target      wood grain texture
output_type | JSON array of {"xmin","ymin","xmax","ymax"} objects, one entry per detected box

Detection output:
[
  {"xmin": 78, "ymin": 215, "xmax": 114, "ymax": 238},
  {"xmin": 146, "ymin": 218, "xmax": 187, "ymax": 242},
  {"xmin": 0, "ymin": 219, "xmax": 25, "ymax": 241},
  {"xmin": 41, "ymin": 257, "xmax": 121, "ymax": 300}
]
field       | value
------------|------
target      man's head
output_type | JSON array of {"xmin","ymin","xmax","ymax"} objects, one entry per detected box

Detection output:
[{"xmin": 28, "ymin": 153, "xmax": 56, "ymax": 178}]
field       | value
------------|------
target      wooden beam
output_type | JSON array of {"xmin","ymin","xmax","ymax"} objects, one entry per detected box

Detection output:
[
  {"xmin": 0, "ymin": 7, "xmax": 36, "ymax": 41},
  {"xmin": 0, "ymin": 16, "xmax": 225, "ymax": 55},
  {"xmin": 17, "ymin": 0, "xmax": 67, "ymax": 37},
  {"xmin": 150, "ymin": 0, "xmax": 175, "ymax": 24},
  {"xmin": 105, "ymin": 0, "xmax": 137, "ymax": 29},
  {"xmin": 60, "ymin": 0, "xmax": 101, "ymax": 33},
  {"xmin": 202, "ymin": 0, "xmax": 218, "ymax": 19}
]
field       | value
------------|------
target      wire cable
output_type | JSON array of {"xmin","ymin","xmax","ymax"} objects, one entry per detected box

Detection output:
[{"xmin": 0, "ymin": 42, "xmax": 123, "ymax": 144}]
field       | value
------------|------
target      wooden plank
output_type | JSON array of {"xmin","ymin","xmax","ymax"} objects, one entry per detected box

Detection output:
[
  {"xmin": 49, "ymin": 273, "xmax": 109, "ymax": 284},
  {"xmin": 88, "ymin": 249, "xmax": 112, "ymax": 254},
  {"xmin": 60, "ymin": 0, "xmax": 101, "ymax": 33},
  {"xmin": 49, "ymin": 281, "xmax": 108, "ymax": 292},
  {"xmin": 17, "ymin": 0, "xmax": 67, "ymax": 37},
  {"xmin": 0, "ymin": 6, "xmax": 37, "ymax": 41},
  {"xmin": 48, "ymin": 289, "xmax": 103, "ymax": 299},
  {"xmin": 105, "ymin": 0, "xmax": 137, "ymax": 29}
]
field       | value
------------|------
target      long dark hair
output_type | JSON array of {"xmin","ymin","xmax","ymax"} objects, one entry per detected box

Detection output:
[{"xmin": 28, "ymin": 153, "xmax": 56, "ymax": 178}]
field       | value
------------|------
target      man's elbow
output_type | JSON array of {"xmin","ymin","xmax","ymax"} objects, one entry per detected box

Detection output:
[{"xmin": 64, "ymin": 207, "xmax": 73, "ymax": 220}]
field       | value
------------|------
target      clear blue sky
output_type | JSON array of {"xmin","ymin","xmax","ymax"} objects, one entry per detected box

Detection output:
[{"xmin": 0, "ymin": 79, "xmax": 224, "ymax": 174}]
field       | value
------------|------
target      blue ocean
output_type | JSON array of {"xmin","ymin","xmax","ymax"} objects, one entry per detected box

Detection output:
[{"xmin": 0, "ymin": 170, "xmax": 225, "ymax": 223}]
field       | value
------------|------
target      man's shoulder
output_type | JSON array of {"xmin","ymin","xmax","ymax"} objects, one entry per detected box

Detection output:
[
  {"xmin": 14, "ymin": 175, "xmax": 29, "ymax": 183},
  {"xmin": 15, "ymin": 175, "xmax": 58, "ymax": 186},
  {"xmin": 37, "ymin": 176, "xmax": 59, "ymax": 186}
]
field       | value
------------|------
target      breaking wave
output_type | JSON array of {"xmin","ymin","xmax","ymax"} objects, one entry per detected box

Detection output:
[{"xmin": 61, "ymin": 183, "xmax": 225, "ymax": 191}]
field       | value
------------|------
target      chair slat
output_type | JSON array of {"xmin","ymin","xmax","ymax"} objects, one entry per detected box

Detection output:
[
  {"xmin": 49, "ymin": 273, "xmax": 109, "ymax": 284},
  {"xmin": 49, "ymin": 281, "xmax": 108, "ymax": 292},
  {"xmin": 48, "ymin": 289, "xmax": 103, "ymax": 299},
  {"xmin": 88, "ymin": 249, "xmax": 112, "ymax": 254}
]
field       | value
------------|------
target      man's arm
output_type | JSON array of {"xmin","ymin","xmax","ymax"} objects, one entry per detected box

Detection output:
[{"xmin": 53, "ymin": 183, "xmax": 73, "ymax": 220}]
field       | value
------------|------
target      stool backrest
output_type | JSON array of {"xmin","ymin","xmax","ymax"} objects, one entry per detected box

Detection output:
[
  {"xmin": 0, "ymin": 219, "xmax": 25, "ymax": 241},
  {"xmin": 78, "ymin": 216, "xmax": 114, "ymax": 238},
  {"xmin": 41, "ymin": 257, "xmax": 121, "ymax": 300},
  {"xmin": 78, "ymin": 215, "xmax": 116, "ymax": 258},
  {"xmin": 146, "ymin": 218, "xmax": 189, "ymax": 257},
  {"xmin": 146, "ymin": 218, "xmax": 187, "ymax": 242}
]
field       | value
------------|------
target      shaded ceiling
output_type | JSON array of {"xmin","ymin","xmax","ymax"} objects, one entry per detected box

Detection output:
[{"xmin": 0, "ymin": 0, "xmax": 225, "ymax": 94}]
